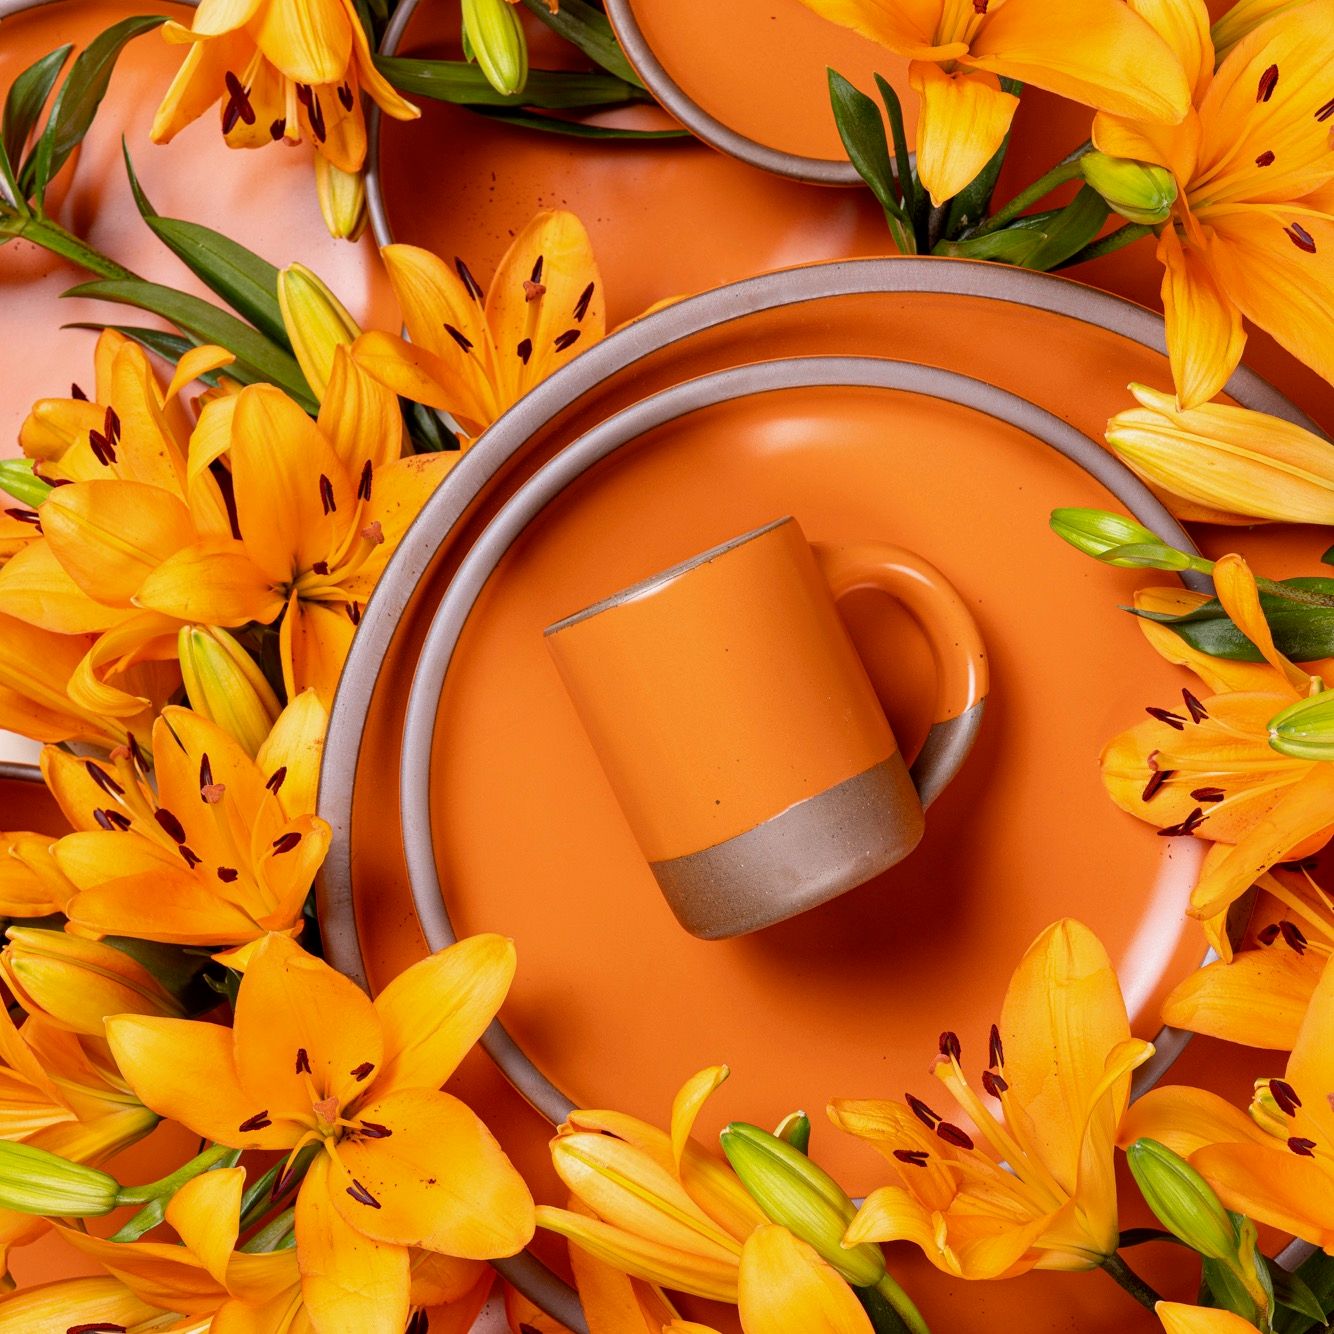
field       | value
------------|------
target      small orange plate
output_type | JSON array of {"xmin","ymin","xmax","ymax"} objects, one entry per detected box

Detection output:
[{"xmin": 424, "ymin": 379, "xmax": 1205, "ymax": 1192}]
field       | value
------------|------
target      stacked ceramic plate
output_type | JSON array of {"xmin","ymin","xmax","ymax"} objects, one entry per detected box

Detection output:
[{"xmin": 313, "ymin": 253, "xmax": 1320, "ymax": 1329}]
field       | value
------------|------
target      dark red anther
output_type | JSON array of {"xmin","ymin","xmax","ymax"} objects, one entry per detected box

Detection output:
[
  {"xmin": 129, "ymin": 733, "xmax": 149, "ymax": 775},
  {"xmin": 269, "ymin": 118, "xmax": 286, "ymax": 140},
  {"xmin": 85, "ymin": 760, "xmax": 124, "ymax": 798},
  {"xmin": 357, "ymin": 460, "xmax": 373, "ymax": 501},
  {"xmin": 455, "ymin": 257, "xmax": 484, "ymax": 301},
  {"xmin": 1270, "ymin": 1079, "xmax": 1302, "ymax": 1116},
  {"xmin": 1279, "ymin": 920, "xmax": 1309, "ymax": 953},
  {"xmin": 1258, "ymin": 922, "xmax": 1282, "ymax": 945},
  {"xmin": 71, "ymin": 383, "xmax": 88, "ymax": 400},
  {"xmin": 1286, "ymin": 222, "xmax": 1317, "ymax": 254},
  {"xmin": 312, "ymin": 561, "xmax": 330, "ymax": 576},
  {"xmin": 337, "ymin": 82, "xmax": 354, "ymax": 111},
  {"xmin": 973, "ymin": 0, "xmax": 988, "ymax": 10},
  {"xmin": 217, "ymin": 866, "xmax": 239, "ymax": 882},
  {"xmin": 1288, "ymin": 1136, "xmax": 1317, "ymax": 1157},
  {"xmin": 1146, "ymin": 706, "xmax": 1187, "ymax": 730},
  {"xmin": 1182, "ymin": 689, "xmax": 1208, "ymax": 723},
  {"xmin": 68, "ymin": 1324, "xmax": 128, "ymax": 1333},
  {"xmin": 1142, "ymin": 767, "xmax": 1174, "ymax": 802},
  {"xmin": 982, "ymin": 1069, "xmax": 1009, "ymax": 1098},
  {"xmin": 1318, "ymin": 97, "xmax": 1334, "ymax": 122},
  {"xmin": 93, "ymin": 809, "xmax": 116, "ymax": 831},
  {"xmin": 307, "ymin": 94, "xmax": 327, "ymax": 143},
  {"xmin": 1255, "ymin": 149, "xmax": 1276, "ymax": 167},
  {"xmin": 988, "ymin": 1023, "xmax": 1004, "ymax": 1069},
  {"xmin": 906, "ymin": 1093, "xmax": 941, "ymax": 1128},
  {"xmin": 346, "ymin": 601, "xmax": 362, "ymax": 626},
  {"xmin": 574, "ymin": 281, "xmax": 595, "ymax": 322},
  {"xmin": 350, "ymin": 1061, "xmax": 375, "ymax": 1081},
  {"xmin": 1256, "ymin": 64, "xmax": 1279, "ymax": 102},
  {"xmin": 936, "ymin": 1122, "xmax": 974, "ymax": 1150},
  {"xmin": 295, "ymin": 1047, "xmax": 312, "ymax": 1074},
  {"xmin": 88, "ymin": 428, "xmax": 116, "ymax": 466},
  {"xmin": 239, "ymin": 1110, "xmax": 272, "ymax": 1132},
  {"xmin": 516, "ymin": 337, "xmax": 533, "ymax": 365},
  {"xmin": 1158, "ymin": 807, "xmax": 1205, "ymax": 837},
  {"xmin": 104, "ymin": 406, "xmax": 121, "ymax": 443},
  {"xmin": 106, "ymin": 809, "xmax": 131, "ymax": 830},
  {"xmin": 443, "ymin": 323, "xmax": 474, "ymax": 352},
  {"xmin": 272, "ymin": 831, "xmax": 302, "ymax": 855},
  {"xmin": 199, "ymin": 752, "xmax": 215, "ymax": 792},
  {"xmin": 347, "ymin": 1178, "xmax": 381, "ymax": 1208},
  {"xmin": 266, "ymin": 766, "xmax": 288, "ymax": 794},
  {"xmin": 357, "ymin": 1120, "xmax": 393, "ymax": 1139},
  {"xmin": 530, "ymin": 255, "xmax": 544, "ymax": 284},
  {"xmin": 222, "ymin": 70, "xmax": 257, "ymax": 132},
  {"xmin": 155, "ymin": 808, "xmax": 187, "ymax": 843},
  {"xmin": 1190, "ymin": 787, "xmax": 1225, "ymax": 802},
  {"xmin": 319, "ymin": 474, "xmax": 336, "ymax": 515},
  {"xmin": 893, "ymin": 1149, "xmax": 930, "ymax": 1167},
  {"xmin": 4, "ymin": 508, "xmax": 40, "ymax": 528},
  {"xmin": 553, "ymin": 328, "xmax": 582, "ymax": 352},
  {"xmin": 939, "ymin": 1031, "xmax": 962, "ymax": 1061},
  {"xmin": 179, "ymin": 844, "xmax": 202, "ymax": 869}
]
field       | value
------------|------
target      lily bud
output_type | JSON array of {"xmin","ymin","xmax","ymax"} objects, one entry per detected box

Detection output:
[
  {"xmin": 177, "ymin": 625, "xmax": 281, "ymax": 758},
  {"xmin": 276, "ymin": 262, "xmax": 361, "ymax": 400},
  {"xmin": 772, "ymin": 1111, "xmax": 812, "ymax": 1154},
  {"xmin": 1080, "ymin": 151, "xmax": 1177, "ymax": 225},
  {"xmin": 1212, "ymin": 0, "xmax": 1307, "ymax": 59},
  {"xmin": 1, "ymin": 928, "xmax": 185, "ymax": 1035},
  {"xmin": 0, "ymin": 1142, "xmax": 120, "ymax": 1216},
  {"xmin": 720, "ymin": 1122, "xmax": 885, "ymax": 1288},
  {"xmin": 316, "ymin": 156, "xmax": 368, "ymax": 243},
  {"xmin": 1107, "ymin": 384, "xmax": 1334, "ymax": 526},
  {"xmin": 0, "ymin": 460, "xmax": 53, "ymax": 510},
  {"xmin": 462, "ymin": 0, "xmax": 529, "ymax": 96},
  {"xmin": 1049, "ymin": 507, "xmax": 1166, "ymax": 561},
  {"xmin": 1125, "ymin": 1139, "xmax": 1237, "ymax": 1261},
  {"xmin": 1268, "ymin": 689, "xmax": 1334, "ymax": 761}
]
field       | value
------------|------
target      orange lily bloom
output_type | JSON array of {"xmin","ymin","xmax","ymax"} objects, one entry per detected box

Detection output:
[
  {"xmin": 137, "ymin": 357, "xmax": 456, "ymax": 704},
  {"xmin": 106, "ymin": 932, "xmax": 534, "ymax": 1329},
  {"xmin": 831, "ymin": 919, "xmax": 1153, "ymax": 1278},
  {"xmin": 1094, "ymin": 0, "xmax": 1334, "ymax": 407},
  {"xmin": 794, "ymin": 0, "xmax": 1189, "ymax": 206},
  {"xmin": 42, "ymin": 700, "xmax": 330, "ymax": 952},
  {"xmin": 1119, "ymin": 952, "xmax": 1334, "ymax": 1253},
  {"xmin": 150, "ymin": 0, "xmax": 418, "ymax": 174},
  {"xmin": 1101, "ymin": 555, "xmax": 1333, "ymax": 931},
  {"xmin": 352, "ymin": 210, "xmax": 607, "ymax": 440}
]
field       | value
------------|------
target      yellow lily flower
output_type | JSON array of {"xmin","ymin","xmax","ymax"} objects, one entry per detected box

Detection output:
[
  {"xmin": 0, "ymin": 930, "xmax": 184, "ymax": 1035},
  {"xmin": 832, "ymin": 919, "xmax": 1153, "ymax": 1278},
  {"xmin": 1101, "ymin": 554, "xmax": 1332, "ymax": 927},
  {"xmin": 794, "ymin": 0, "xmax": 1189, "ymax": 206},
  {"xmin": 1093, "ymin": 0, "xmax": 1334, "ymax": 407},
  {"xmin": 0, "ymin": 1275, "xmax": 170, "ymax": 1333},
  {"xmin": 106, "ymin": 932, "xmax": 534, "ymax": 1329},
  {"xmin": 1119, "ymin": 952, "xmax": 1334, "ymax": 1253},
  {"xmin": 1105, "ymin": 383, "xmax": 1334, "ymax": 526},
  {"xmin": 138, "ymin": 359, "xmax": 456, "ymax": 704},
  {"xmin": 150, "ymin": 0, "xmax": 418, "ymax": 176},
  {"xmin": 0, "ymin": 829, "xmax": 75, "ymax": 920},
  {"xmin": 1157, "ymin": 1301, "xmax": 1265, "ymax": 1333},
  {"xmin": 352, "ymin": 210, "xmax": 607, "ymax": 440},
  {"xmin": 43, "ymin": 700, "xmax": 330, "ymax": 951}
]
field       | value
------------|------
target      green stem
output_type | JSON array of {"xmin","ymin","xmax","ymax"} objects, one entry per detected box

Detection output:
[
  {"xmin": 2, "ymin": 211, "xmax": 134, "ymax": 279},
  {"xmin": 872, "ymin": 1270, "xmax": 931, "ymax": 1334},
  {"xmin": 1101, "ymin": 1251, "xmax": 1164, "ymax": 1311},
  {"xmin": 115, "ymin": 1143, "xmax": 238, "ymax": 1207},
  {"xmin": 972, "ymin": 142, "xmax": 1090, "ymax": 236},
  {"xmin": 240, "ymin": 1205, "xmax": 296, "ymax": 1253},
  {"xmin": 1056, "ymin": 222, "xmax": 1154, "ymax": 269},
  {"xmin": 1255, "ymin": 576, "xmax": 1334, "ymax": 610}
]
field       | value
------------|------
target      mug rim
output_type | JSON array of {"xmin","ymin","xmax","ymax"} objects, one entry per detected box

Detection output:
[{"xmin": 543, "ymin": 515, "xmax": 795, "ymax": 637}]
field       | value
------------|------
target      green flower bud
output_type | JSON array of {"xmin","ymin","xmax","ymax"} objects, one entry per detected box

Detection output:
[
  {"xmin": 772, "ymin": 1110, "xmax": 812, "ymax": 1155},
  {"xmin": 0, "ymin": 459, "xmax": 53, "ymax": 510},
  {"xmin": 721, "ymin": 1122, "xmax": 884, "ymax": 1287},
  {"xmin": 315, "ymin": 157, "xmax": 367, "ymax": 243},
  {"xmin": 1125, "ymin": 1138, "xmax": 1238, "ymax": 1261},
  {"xmin": 462, "ymin": 0, "xmax": 529, "ymax": 96},
  {"xmin": 0, "ymin": 1142, "xmax": 121, "ymax": 1217},
  {"xmin": 1050, "ymin": 508, "xmax": 1167, "ymax": 563},
  {"xmin": 1268, "ymin": 688, "xmax": 1334, "ymax": 761},
  {"xmin": 276, "ymin": 262, "xmax": 361, "ymax": 400},
  {"xmin": 178, "ymin": 625, "xmax": 281, "ymax": 758},
  {"xmin": 1080, "ymin": 151, "xmax": 1178, "ymax": 225}
]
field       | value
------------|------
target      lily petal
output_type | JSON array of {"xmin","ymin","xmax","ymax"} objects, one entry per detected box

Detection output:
[
  {"xmin": 737, "ymin": 1225, "xmax": 873, "ymax": 1334},
  {"xmin": 135, "ymin": 538, "xmax": 284, "ymax": 626},
  {"xmin": 909, "ymin": 63, "xmax": 1017, "ymax": 208},
  {"xmin": 1117, "ymin": 1085, "xmax": 1271, "ymax": 1157},
  {"xmin": 167, "ymin": 1166, "xmax": 245, "ymax": 1284},
  {"xmin": 1157, "ymin": 1302, "xmax": 1267, "ymax": 1333},
  {"xmin": 1162, "ymin": 948, "xmax": 1320, "ymax": 1048},
  {"xmin": 253, "ymin": 0, "xmax": 352, "ymax": 85}
]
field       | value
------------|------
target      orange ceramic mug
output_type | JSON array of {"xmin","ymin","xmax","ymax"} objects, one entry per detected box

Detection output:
[{"xmin": 544, "ymin": 516, "xmax": 988, "ymax": 939}]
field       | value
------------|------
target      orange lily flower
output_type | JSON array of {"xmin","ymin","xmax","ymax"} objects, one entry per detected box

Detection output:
[
  {"xmin": 42, "ymin": 700, "xmax": 330, "ymax": 952},
  {"xmin": 105, "ymin": 932, "xmax": 534, "ymax": 1330},
  {"xmin": 150, "ymin": 0, "xmax": 418, "ymax": 175},
  {"xmin": 352, "ymin": 210, "xmax": 607, "ymax": 440},
  {"xmin": 1157, "ymin": 1302, "xmax": 1265, "ymax": 1333},
  {"xmin": 831, "ymin": 919, "xmax": 1153, "ymax": 1278},
  {"xmin": 1102, "ymin": 556, "xmax": 1333, "ymax": 942},
  {"xmin": 137, "ymin": 357, "xmax": 456, "ymax": 704},
  {"xmin": 794, "ymin": 0, "xmax": 1189, "ymax": 206},
  {"xmin": 1119, "ymin": 952, "xmax": 1334, "ymax": 1253},
  {"xmin": 0, "ymin": 829, "xmax": 76, "ymax": 920},
  {"xmin": 0, "ymin": 1275, "xmax": 167, "ymax": 1332},
  {"xmin": 1094, "ymin": 0, "xmax": 1334, "ymax": 407}
]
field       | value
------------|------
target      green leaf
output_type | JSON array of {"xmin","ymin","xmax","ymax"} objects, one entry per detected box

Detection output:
[
  {"xmin": 405, "ymin": 400, "xmax": 460, "ymax": 454},
  {"xmin": 1322, "ymin": 543, "xmax": 1334, "ymax": 566},
  {"xmin": 937, "ymin": 189, "xmax": 1108, "ymax": 270},
  {"xmin": 375, "ymin": 56, "xmax": 642, "ymax": 107},
  {"xmin": 1275, "ymin": 1251, "xmax": 1334, "ymax": 1334},
  {"xmin": 64, "ymin": 278, "xmax": 314, "ymax": 408},
  {"xmin": 1134, "ymin": 577, "xmax": 1334, "ymax": 662},
  {"xmin": 873, "ymin": 73, "xmax": 918, "ymax": 228},
  {"xmin": 23, "ymin": 16, "xmax": 166, "ymax": 202},
  {"xmin": 468, "ymin": 105, "xmax": 686, "ymax": 138},
  {"xmin": 827, "ymin": 69, "xmax": 913, "ymax": 251},
  {"xmin": 1017, "ymin": 186, "xmax": 1108, "ymax": 271},
  {"xmin": 2, "ymin": 45, "xmax": 72, "ymax": 196},
  {"xmin": 519, "ymin": 0, "xmax": 642, "ymax": 86},
  {"xmin": 122, "ymin": 144, "xmax": 288, "ymax": 346},
  {"xmin": 1268, "ymin": 1261, "xmax": 1328, "ymax": 1324}
]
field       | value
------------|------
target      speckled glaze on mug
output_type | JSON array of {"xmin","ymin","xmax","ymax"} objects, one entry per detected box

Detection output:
[{"xmin": 545, "ymin": 516, "xmax": 987, "ymax": 937}]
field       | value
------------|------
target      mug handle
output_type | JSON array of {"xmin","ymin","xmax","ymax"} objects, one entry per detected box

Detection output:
[{"xmin": 813, "ymin": 541, "xmax": 989, "ymax": 809}]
